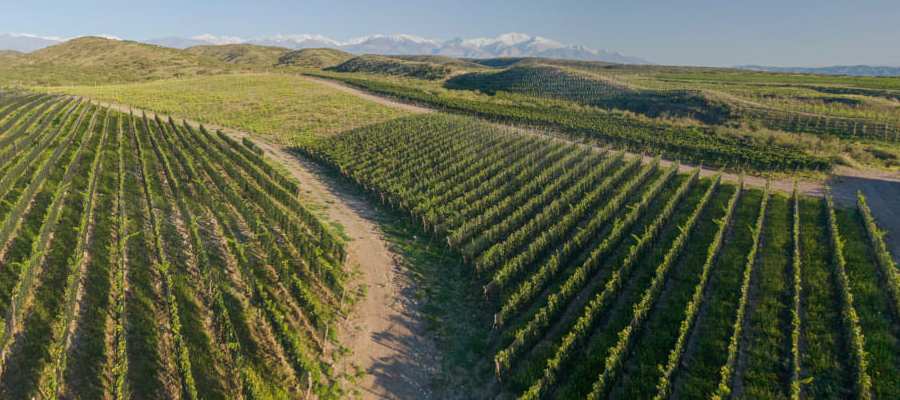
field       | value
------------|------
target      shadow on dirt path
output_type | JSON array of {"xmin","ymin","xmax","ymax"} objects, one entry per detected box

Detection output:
[{"xmin": 830, "ymin": 168, "xmax": 900, "ymax": 263}]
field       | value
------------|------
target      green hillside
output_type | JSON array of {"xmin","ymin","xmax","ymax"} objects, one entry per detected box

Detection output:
[
  {"xmin": 327, "ymin": 55, "xmax": 457, "ymax": 80},
  {"xmin": 276, "ymin": 48, "xmax": 353, "ymax": 69},
  {"xmin": 0, "ymin": 37, "xmax": 235, "ymax": 86},
  {"xmin": 185, "ymin": 43, "xmax": 288, "ymax": 66},
  {"xmin": 446, "ymin": 65, "xmax": 731, "ymax": 124}
]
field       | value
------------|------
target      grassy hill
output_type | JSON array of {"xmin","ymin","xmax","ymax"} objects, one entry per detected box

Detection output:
[
  {"xmin": 186, "ymin": 43, "xmax": 288, "ymax": 66},
  {"xmin": 0, "ymin": 36, "xmax": 235, "ymax": 86},
  {"xmin": 446, "ymin": 64, "xmax": 731, "ymax": 124},
  {"xmin": 327, "ymin": 55, "xmax": 459, "ymax": 80},
  {"xmin": 389, "ymin": 55, "xmax": 487, "ymax": 70},
  {"xmin": 276, "ymin": 48, "xmax": 353, "ymax": 69}
]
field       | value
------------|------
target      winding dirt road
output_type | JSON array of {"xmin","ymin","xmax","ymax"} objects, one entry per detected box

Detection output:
[{"xmin": 92, "ymin": 99, "xmax": 439, "ymax": 399}]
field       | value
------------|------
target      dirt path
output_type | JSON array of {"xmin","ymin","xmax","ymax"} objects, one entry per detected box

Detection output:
[
  {"xmin": 90, "ymin": 98, "xmax": 439, "ymax": 399},
  {"xmin": 304, "ymin": 76, "xmax": 434, "ymax": 114},
  {"xmin": 244, "ymin": 139, "xmax": 439, "ymax": 400}
]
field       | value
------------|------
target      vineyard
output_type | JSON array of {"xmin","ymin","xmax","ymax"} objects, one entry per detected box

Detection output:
[
  {"xmin": 445, "ymin": 64, "xmax": 900, "ymax": 143},
  {"xmin": 301, "ymin": 113, "xmax": 900, "ymax": 399},
  {"xmin": 305, "ymin": 70, "xmax": 832, "ymax": 173},
  {"xmin": 444, "ymin": 65, "xmax": 733, "ymax": 124},
  {"xmin": 0, "ymin": 91, "xmax": 348, "ymax": 399}
]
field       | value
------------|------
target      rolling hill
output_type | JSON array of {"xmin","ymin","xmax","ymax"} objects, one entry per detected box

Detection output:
[
  {"xmin": 185, "ymin": 43, "xmax": 288, "ymax": 66},
  {"xmin": 0, "ymin": 36, "xmax": 235, "ymax": 86},
  {"xmin": 326, "ymin": 55, "xmax": 458, "ymax": 80},
  {"xmin": 275, "ymin": 48, "xmax": 353, "ymax": 68}
]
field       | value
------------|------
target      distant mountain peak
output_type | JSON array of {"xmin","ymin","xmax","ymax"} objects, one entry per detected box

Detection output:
[
  {"xmin": 191, "ymin": 34, "xmax": 243, "ymax": 45},
  {"xmin": 344, "ymin": 34, "xmax": 439, "ymax": 46}
]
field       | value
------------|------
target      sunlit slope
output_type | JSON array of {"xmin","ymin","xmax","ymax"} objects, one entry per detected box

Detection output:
[
  {"xmin": 42, "ymin": 73, "xmax": 409, "ymax": 145},
  {"xmin": 0, "ymin": 37, "xmax": 236, "ymax": 86}
]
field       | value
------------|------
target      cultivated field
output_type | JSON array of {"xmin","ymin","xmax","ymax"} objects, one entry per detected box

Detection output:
[
  {"xmin": 2, "ymin": 36, "xmax": 898, "ymax": 400},
  {"xmin": 308, "ymin": 60, "xmax": 900, "ymax": 174},
  {"xmin": 301, "ymin": 114, "xmax": 900, "ymax": 399},
  {"xmin": 0, "ymin": 91, "xmax": 348, "ymax": 399}
]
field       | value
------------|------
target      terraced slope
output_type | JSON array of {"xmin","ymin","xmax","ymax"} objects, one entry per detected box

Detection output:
[
  {"xmin": 0, "ymin": 91, "xmax": 347, "ymax": 399},
  {"xmin": 301, "ymin": 113, "xmax": 900, "ymax": 399}
]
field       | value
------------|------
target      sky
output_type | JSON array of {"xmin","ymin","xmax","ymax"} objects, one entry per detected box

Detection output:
[{"xmin": 1, "ymin": 0, "xmax": 899, "ymax": 67}]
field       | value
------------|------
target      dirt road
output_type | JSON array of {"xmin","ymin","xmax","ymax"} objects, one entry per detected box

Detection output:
[
  {"xmin": 226, "ymin": 133, "xmax": 440, "ymax": 400},
  {"xmin": 304, "ymin": 76, "xmax": 434, "ymax": 114}
]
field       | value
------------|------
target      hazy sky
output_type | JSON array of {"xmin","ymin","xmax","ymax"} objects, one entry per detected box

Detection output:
[{"xmin": 2, "ymin": 0, "xmax": 899, "ymax": 67}]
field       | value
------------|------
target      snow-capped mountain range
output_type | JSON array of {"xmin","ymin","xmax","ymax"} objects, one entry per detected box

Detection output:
[
  {"xmin": 227, "ymin": 32, "xmax": 649, "ymax": 64},
  {"xmin": 0, "ymin": 32, "xmax": 648, "ymax": 64}
]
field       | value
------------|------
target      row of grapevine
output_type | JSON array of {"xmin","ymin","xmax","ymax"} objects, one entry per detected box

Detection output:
[
  {"xmin": 0, "ymin": 100, "xmax": 84, "ymax": 249},
  {"xmin": 825, "ymin": 194, "xmax": 872, "ymax": 400},
  {"xmin": 856, "ymin": 192, "xmax": 900, "ymax": 314},
  {"xmin": 790, "ymin": 186, "xmax": 803, "ymax": 399},
  {"xmin": 495, "ymin": 167, "xmax": 694, "ymax": 377},
  {"xmin": 41, "ymin": 108, "xmax": 113, "ymax": 396},
  {"xmin": 0, "ymin": 105, "xmax": 106, "ymax": 398},
  {"xmin": 132, "ymin": 111, "xmax": 201, "ymax": 399},
  {"xmin": 577, "ymin": 175, "xmax": 721, "ymax": 400},
  {"xmin": 164, "ymin": 114, "xmax": 293, "ymax": 397},
  {"xmin": 734, "ymin": 105, "xmax": 900, "ymax": 143},
  {"xmin": 175, "ymin": 122, "xmax": 323, "ymax": 388},
  {"xmin": 478, "ymin": 157, "xmax": 642, "ymax": 277},
  {"xmin": 0, "ymin": 104, "xmax": 100, "ymax": 367},
  {"xmin": 218, "ymin": 130, "xmax": 300, "ymax": 198},
  {"xmin": 174, "ymin": 120, "xmax": 329, "ymax": 393},
  {"xmin": 654, "ymin": 179, "xmax": 742, "ymax": 399},
  {"xmin": 488, "ymin": 158, "xmax": 665, "ymax": 308},
  {"xmin": 712, "ymin": 183, "xmax": 770, "ymax": 399}
]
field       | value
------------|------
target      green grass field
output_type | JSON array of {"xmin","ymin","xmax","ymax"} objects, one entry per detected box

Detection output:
[{"xmin": 42, "ymin": 73, "xmax": 409, "ymax": 145}]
